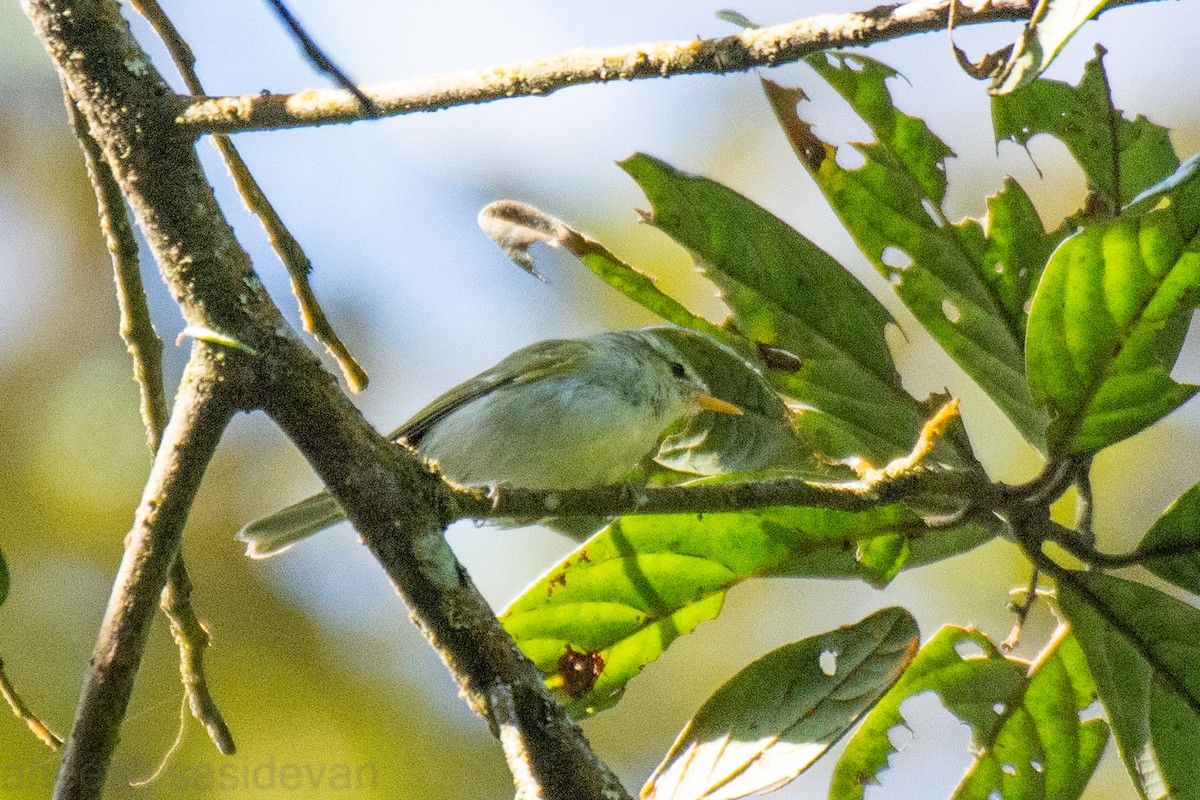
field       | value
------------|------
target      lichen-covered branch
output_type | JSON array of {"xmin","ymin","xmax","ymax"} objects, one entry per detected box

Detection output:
[{"xmin": 176, "ymin": 0, "xmax": 1158, "ymax": 135}]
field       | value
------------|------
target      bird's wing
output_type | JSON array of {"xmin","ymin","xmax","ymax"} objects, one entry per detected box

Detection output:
[{"xmin": 387, "ymin": 338, "xmax": 584, "ymax": 445}]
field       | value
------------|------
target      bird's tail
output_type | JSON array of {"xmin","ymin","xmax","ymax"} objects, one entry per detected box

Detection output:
[{"xmin": 237, "ymin": 491, "xmax": 346, "ymax": 558}]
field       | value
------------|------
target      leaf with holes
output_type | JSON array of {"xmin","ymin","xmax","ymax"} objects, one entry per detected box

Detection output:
[
  {"xmin": 1025, "ymin": 209, "xmax": 1200, "ymax": 454},
  {"xmin": 989, "ymin": 0, "xmax": 1110, "ymax": 94},
  {"xmin": 623, "ymin": 153, "xmax": 956, "ymax": 467},
  {"xmin": 992, "ymin": 49, "xmax": 1178, "ymax": 222},
  {"xmin": 1058, "ymin": 571, "xmax": 1200, "ymax": 800},
  {"xmin": 500, "ymin": 508, "xmax": 992, "ymax": 716},
  {"xmin": 765, "ymin": 56, "xmax": 1051, "ymax": 450},
  {"xmin": 642, "ymin": 607, "xmax": 918, "ymax": 800},
  {"xmin": 831, "ymin": 625, "xmax": 1107, "ymax": 800},
  {"xmin": 1138, "ymin": 481, "xmax": 1200, "ymax": 595}
]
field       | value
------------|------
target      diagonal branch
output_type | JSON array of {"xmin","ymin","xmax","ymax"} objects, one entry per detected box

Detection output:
[
  {"xmin": 176, "ymin": 0, "xmax": 1160, "ymax": 135},
  {"xmin": 25, "ymin": 1, "xmax": 631, "ymax": 798},
  {"xmin": 51, "ymin": 346, "xmax": 237, "ymax": 800},
  {"xmin": 64, "ymin": 79, "xmax": 235, "ymax": 758},
  {"xmin": 131, "ymin": 0, "xmax": 370, "ymax": 393}
]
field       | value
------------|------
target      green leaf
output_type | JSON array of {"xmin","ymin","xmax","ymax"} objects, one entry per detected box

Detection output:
[
  {"xmin": 1124, "ymin": 152, "xmax": 1200, "ymax": 239},
  {"xmin": 621, "ymin": 153, "xmax": 951, "ymax": 466},
  {"xmin": 1058, "ymin": 571, "xmax": 1200, "ymax": 800},
  {"xmin": 1025, "ymin": 212, "xmax": 1200, "ymax": 453},
  {"xmin": 993, "ymin": 50, "xmax": 1179, "ymax": 220},
  {"xmin": 989, "ymin": 0, "xmax": 1110, "ymax": 95},
  {"xmin": 980, "ymin": 178, "xmax": 1063, "ymax": 338},
  {"xmin": 831, "ymin": 626, "xmax": 1108, "ymax": 800},
  {"xmin": 0, "ymin": 548, "xmax": 7, "ymax": 608},
  {"xmin": 767, "ymin": 58, "xmax": 1051, "ymax": 450},
  {"xmin": 642, "ymin": 608, "xmax": 918, "ymax": 800},
  {"xmin": 501, "ymin": 509, "xmax": 993, "ymax": 715},
  {"xmin": 1139, "ymin": 482, "xmax": 1200, "ymax": 594}
]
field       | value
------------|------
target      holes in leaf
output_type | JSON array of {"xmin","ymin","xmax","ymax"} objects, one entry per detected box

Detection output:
[
  {"xmin": 819, "ymin": 649, "xmax": 838, "ymax": 676},
  {"xmin": 835, "ymin": 144, "xmax": 866, "ymax": 170},
  {"xmin": 993, "ymin": 702, "xmax": 1006, "ymax": 715},
  {"xmin": 921, "ymin": 198, "xmax": 944, "ymax": 226},
  {"xmin": 942, "ymin": 299, "xmax": 962, "ymax": 324},
  {"xmin": 887, "ymin": 722, "xmax": 913, "ymax": 751},
  {"xmin": 1002, "ymin": 764, "xmax": 1017, "ymax": 776},
  {"xmin": 993, "ymin": 261, "xmax": 1005, "ymax": 274},
  {"xmin": 1169, "ymin": 316, "xmax": 1200, "ymax": 384},
  {"xmin": 1023, "ymin": 299, "xmax": 1034, "ymax": 316},
  {"xmin": 882, "ymin": 247, "xmax": 912, "ymax": 269},
  {"xmin": 1031, "ymin": 760, "xmax": 1044, "ymax": 773},
  {"xmin": 954, "ymin": 640, "xmax": 985, "ymax": 660},
  {"xmin": 1080, "ymin": 699, "xmax": 1106, "ymax": 722}
]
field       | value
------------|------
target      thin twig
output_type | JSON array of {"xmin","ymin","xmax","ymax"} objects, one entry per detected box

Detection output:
[
  {"xmin": 65, "ymin": 88, "xmax": 169, "ymax": 448},
  {"xmin": 0, "ymin": 657, "xmax": 64, "ymax": 750},
  {"xmin": 130, "ymin": 0, "xmax": 369, "ymax": 393},
  {"xmin": 50, "ymin": 347, "xmax": 237, "ymax": 800},
  {"xmin": 1001, "ymin": 568, "xmax": 1040, "ymax": 651},
  {"xmin": 65, "ymin": 81, "xmax": 236, "ymax": 757},
  {"xmin": 263, "ymin": 0, "xmax": 379, "ymax": 114},
  {"xmin": 160, "ymin": 558, "xmax": 235, "ymax": 754},
  {"xmin": 176, "ymin": 0, "xmax": 1162, "ymax": 135}
]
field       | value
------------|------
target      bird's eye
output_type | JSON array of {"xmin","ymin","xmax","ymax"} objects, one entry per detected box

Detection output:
[{"xmin": 669, "ymin": 361, "xmax": 688, "ymax": 379}]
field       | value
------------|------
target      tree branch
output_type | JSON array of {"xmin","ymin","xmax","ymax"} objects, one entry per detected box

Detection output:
[
  {"xmin": 51, "ymin": 346, "xmax": 237, "ymax": 800},
  {"xmin": 25, "ymin": 1, "xmax": 632, "ymax": 797},
  {"xmin": 64, "ymin": 72, "xmax": 235, "ymax": 759},
  {"xmin": 450, "ymin": 469, "xmax": 984, "ymax": 521},
  {"xmin": 175, "ymin": 0, "xmax": 1160, "ymax": 135}
]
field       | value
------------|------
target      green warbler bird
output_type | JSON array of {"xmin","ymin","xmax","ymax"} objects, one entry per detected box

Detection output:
[{"xmin": 238, "ymin": 328, "xmax": 742, "ymax": 558}]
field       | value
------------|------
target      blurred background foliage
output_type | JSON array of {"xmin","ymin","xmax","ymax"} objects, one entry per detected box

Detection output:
[{"xmin": 1, "ymin": 1, "xmax": 1199, "ymax": 798}]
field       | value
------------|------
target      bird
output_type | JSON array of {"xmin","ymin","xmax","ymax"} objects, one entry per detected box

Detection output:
[{"xmin": 238, "ymin": 328, "xmax": 742, "ymax": 558}]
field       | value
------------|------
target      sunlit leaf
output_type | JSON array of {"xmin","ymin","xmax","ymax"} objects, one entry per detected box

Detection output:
[
  {"xmin": 1025, "ymin": 212, "xmax": 1200, "ymax": 454},
  {"xmin": 831, "ymin": 626, "xmax": 1107, "ymax": 800},
  {"xmin": 622, "ymin": 153, "xmax": 945, "ymax": 466},
  {"xmin": 979, "ymin": 178, "xmax": 1062, "ymax": 338},
  {"xmin": 1058, "ymin": 571, "xmax": 1200, "ymax": 800},
  {"xmin": 766, "ymin": 57, "xmax": 1051, "ymax": 450},
  {"xmin": 501, "ymin": 509, "xmax": 993, "ymax": 715},
  {"xmin": 1124, "ymin": 152, "xmax": 1200, "ymax": 237},
  {"xmin": 642, "ymin": 607, "xmax": 918, "ymax": 800},
  {"xmin": 993, "ymin": 49, "xmax": 1179, "ymax": 221},
  {"xmin": 990, "ymin": 0, "xmax": 1110, "ymax": 95},
  {"xmin": 1139, "ymin": 482, "xmax": 1200, "ymax": 594}
]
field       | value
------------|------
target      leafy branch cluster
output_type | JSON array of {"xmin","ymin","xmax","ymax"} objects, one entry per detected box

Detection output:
[
  {"xmin": 464, "ymin": 48, "xmax": 1200, "ymax": 800},
  {"xmin": 8, "ymin": 1, "xmax": 1200, "ymax": 800}
]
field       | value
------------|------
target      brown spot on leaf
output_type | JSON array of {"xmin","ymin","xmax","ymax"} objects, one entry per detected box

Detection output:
[
  {"xmin": 558, "ymin": 645, "xmax": 605, "ymax": 699},
  {"xmin": 756, "ymin": 341, "xmax": 803, "ymax": 372}
]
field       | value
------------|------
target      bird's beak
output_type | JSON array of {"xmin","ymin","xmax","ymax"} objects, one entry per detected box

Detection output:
[{"xmin": 696, "ymin": 393, "xmax": 743, "ymax": 415}]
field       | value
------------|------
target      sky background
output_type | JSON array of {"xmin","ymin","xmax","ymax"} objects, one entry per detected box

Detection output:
[{"xmin": 2, "ymin": 1, "xmax": 1199, "ymax": 798}]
